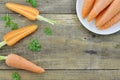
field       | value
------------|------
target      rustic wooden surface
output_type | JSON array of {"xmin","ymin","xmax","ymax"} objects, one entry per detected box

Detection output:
[{"xmin": 0, "ymin": 0, "xmax": 120, "ymax": 80}]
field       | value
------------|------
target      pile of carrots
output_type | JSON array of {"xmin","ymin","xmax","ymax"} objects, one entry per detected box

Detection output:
[{"xmin": 82, "ymin": 0, "xmax": 120, "ymax": 30}]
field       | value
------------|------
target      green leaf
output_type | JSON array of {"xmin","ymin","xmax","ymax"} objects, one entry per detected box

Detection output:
[
  {"xmin": 26, "ymin": 0, "xmax": 37, "ymax": 7},
  {"xmin": 12, "ymin": 72, "xmax": 21, "ymax": 80},
  {"xmin": 0, "ymin": 14, "xmax": 18, "ymax": 30},
  {"xmin": 5, "ymin": 21, "xmax": 11, "ymax": 27},
  {"xmin": 28, "ymin": 39, "xmax": 41, "ymax": 52},
  {"xmin": 44, "ymin": 27, "xmax": 52, "ymax": 35},
  {"xmin": 11, "ymin": 22, "xmax": 18, "ymax": 30}
]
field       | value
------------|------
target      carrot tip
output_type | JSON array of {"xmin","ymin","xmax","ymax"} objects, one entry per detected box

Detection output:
[
  {"xmin": 40, "ymin": 68, "xmax": 45, "ymax": 73},
  {"xmin": 82, "ymin": 14, "xmax": 86, "ymax": 18},
  {"xmin": 87, "ymin": 18, "xmax": 92, "ymax": 22}
]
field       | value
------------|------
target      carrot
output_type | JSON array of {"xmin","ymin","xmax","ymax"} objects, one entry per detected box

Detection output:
[
  {"xmin": 87, "ymin": 0, "xmax": 113, "ymax": 22},
  {"xmin": 95, "ymin": 7, "xmax": 108, "ymax": 23},
  {"xmin": 5, "ymin": 2, "xmax": 56, "ymax": 25},
  {"xmin": 96, "ymin": 0, "xmax": 120, "ymax": 27},
  {"xmin": 98, "ymin": 12, "xmax": 120, "ymax": 30},
  {"xmin": 0, "ymin": 24, "xmax": 38, "ymax": 48},
  {"xmin": 0, "ymin": 54, "xmax": 45, "ymax": 73},
  {"xmin": 82, "ymin": 0, "xmax": 95, "ymax": 18}
]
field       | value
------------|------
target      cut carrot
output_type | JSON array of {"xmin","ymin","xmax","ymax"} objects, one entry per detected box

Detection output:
[
  {"xmin": 0, "ymin": 54, "xmax": 45, "ymax": 73},
  {"xmin": 98, "ymin": 12, "xmax": 120, "ymax": 30},
  {"xmin": 5, "ymin": 2, "xmax": 39, "ymax": 20},
  {"xmin": 82, "ymin": 0, "xmax": 95, "ymax": 18},
  {"xmin": 0, "ymin": 24, "xmax": 38, "ymax": 48},
  {"xmin": 5, "ymin": 2, "xmax": 56, "ymax": 25},
  {"xmin": 96, "ymin": 0, "xmax": 120, "ymax": 27},
  {"xmin": 88, "ymin": 0, "xmax": 113, "ymax": 22}
]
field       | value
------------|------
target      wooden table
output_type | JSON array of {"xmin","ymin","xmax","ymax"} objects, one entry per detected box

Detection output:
[{"xmin": 0, "ymin": 0, "xmax": 120, "ymax": 80}]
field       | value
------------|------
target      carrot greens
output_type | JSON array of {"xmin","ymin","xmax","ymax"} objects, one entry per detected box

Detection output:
[
  {"xmin": 26, "ymin": 0, "xmax": 37, "ymax": 7},
  {"xmin": 0, "ymin": 14, "xmax": 18, "ymax": 30},
  {"xmin": 28, "ymin": 39, "xmax": 41, "ymax": 52},
  {"xmin": 12, "ymin": 72, "xmax": 21, "ymax": 80},
  {"xmin": 44, "ymin": 27, "xmax": 52, "ymax": 35}
]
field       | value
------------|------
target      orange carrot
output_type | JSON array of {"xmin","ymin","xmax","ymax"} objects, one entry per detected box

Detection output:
[
  {"xmin": 95, "ymin": 6, "xmax": 109, "ymax": 24},
  {"xmin": 0, "ymin": 24, "xmax": 38, "ymax": 48},
  {"xmin": 0, "ymin": 54, "xmax": 45, "ymax": 73},
  {"xmin": 98, "ymin": 12, "xmax": 120, "ymax": 30},
  {"xmin": 87, "ymin": 0, "xmax": 113, "ymax": 22},
  {"xmin": 5, "ymin": 2, "xmax": 56, "ymax": 25},
  {"xmin": 96, "ymin": 0, "xmax": 120, "ymax": 27},
  {"xmin": 82, "ymin": 0, "xmax": 95, "ymax": 18}
]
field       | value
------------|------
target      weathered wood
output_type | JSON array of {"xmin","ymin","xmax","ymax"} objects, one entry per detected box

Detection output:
[
  {"xmin": 0, "ymin": 14, "xmax": 120, "ymax": 69},
  {"xmin": 1, "ymin": 0, "xmax": 120, "ymax": 80},
  {"xmin": 0, "ymin": 0, "xmax": 76, "ymax": 14},
  {"xmin": 0, "ymin": 70, "xmax": 120, "ymax": 80}
]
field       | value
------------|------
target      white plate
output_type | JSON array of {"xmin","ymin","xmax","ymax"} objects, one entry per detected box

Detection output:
[{"xmin": 76, "ymin": 0, "xmax": 120, "ymax": 35}]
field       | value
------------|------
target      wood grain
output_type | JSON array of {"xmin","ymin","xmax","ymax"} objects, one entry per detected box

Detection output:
[
  {"xmin": 0, "ymin": 70, "xmax": 120, "ymax": 80},
  {"xmin": 0, "ymin": 0, "xmax": 76, "ymax": 14},
  {"xmin": 0, "ymin": 0, "xmax": 120, "ymax": 79},
  {"xmin": 0, "ymin": 14, "xmax": 120, "ymax": 69}
]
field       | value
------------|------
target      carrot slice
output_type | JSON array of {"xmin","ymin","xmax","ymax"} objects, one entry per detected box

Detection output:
[
  {"xmin": 5, "ymin": 2, "xmax": 56, "ymax": 25},
  {"xmin": 6, "ymin": 2, "xmax": 38, "ymax": 20},
  {"xmin": 0, "ymin": 24, "xmax": 38, "ymax": 48},
  {"xmin": 6, "ymin": 2, "xmax": 39, "ymax": 16},
  {"xmin": 0, "ymin": 54, "xmax": 45, "ymax": 73},
  {"xmin": 96, "ymin": 0, "xmax": 120, "ymax": 27},
  {"xmin": 98, "ymin": 12, "xmax": 120, "ymax": 30},
  {"xmin": 82, "ymin": 0, "xmax": 95, "ymax": 18},
  {"xmin": 87, "ymin": 0, "xmax": 113, "ymax": 22}
]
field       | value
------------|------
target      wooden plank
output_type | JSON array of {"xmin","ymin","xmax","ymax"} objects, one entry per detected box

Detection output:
[
  {"xmin": 0, "ymin": 0, "xmax": 76, "ymax": 14},
  {"xmin": 0, "ymin": 14, "xmax": 120, "ymax": 69},
  {"xmin": 0, "ymin": 70, "xmax": 120, "ymax": 80},
  {"xmin": 0, "ymin": 14, "xmax": 91, "ymax": 69}
]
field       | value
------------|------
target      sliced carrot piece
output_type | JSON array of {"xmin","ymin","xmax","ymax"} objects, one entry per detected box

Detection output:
[
  {"xmin": 6, "ymin": 2, "xmax": 38, "ymax": 20},
  {"xmin": 6, "ymin": 2, "xmax": 39, "ymax": 16},
  {"xmin": 0, "ymin": 24, "xmax": 38, "ymax": 48}
]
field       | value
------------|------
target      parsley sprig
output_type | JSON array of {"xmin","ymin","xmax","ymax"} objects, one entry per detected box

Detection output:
[
  {"xmin": 44, "ymin": 27, "xmax": 52, "ymax": 35},
  {"xmin": 12, "ymin": 72, "xmax": 21, "ymax": 80},
  {"xmin": 0, "ymin": 14, "xmax": 18, "ymax": 30},
  {"xmin": 28, "ymin": 39, "xmax": 41, "ymax": 52},
  {"xmin": 26, "ymin": 0, "xmax": 37, "ymax": 7}
]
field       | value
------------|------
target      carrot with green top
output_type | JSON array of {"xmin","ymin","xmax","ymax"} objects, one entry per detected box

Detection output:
[
  {"xmin": 0, "ymin": 53, "xmax": 45, "ymax": 73},
  {"xmin": 5, "ymin": 2, "xmax": 56, "ymax": 25},
  {"xmin": 82, "ymin": 0, "xmax": 95, "ymax": 18},
  {"xmin": 0, "ymin": 24, "xmax": 38, "ymax": 48},
  {"xmin": 98, "ymin": 12, "xmax": 120, "ymax": 30},
  {"xmin": 88, "ymin": 0, "xmax": 113, "ymax": 22},
  {"xmin": 96, "ymin": 0, "xmax": 120, "ymax": 27}
]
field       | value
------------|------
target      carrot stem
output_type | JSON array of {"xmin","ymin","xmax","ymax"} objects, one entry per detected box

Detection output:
[
  {"xmin": 0, "ymin": 41, "xmax": 7, "ymax": 48},
  {"xmin": 0, "ymin": 56, "xmax": 7, "ymax": 61},
  {"xmin": 36, "ymin": 15, "xmax": 56, "ymax": 25}
]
